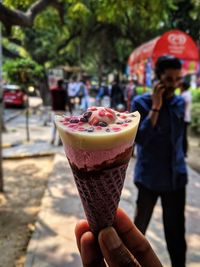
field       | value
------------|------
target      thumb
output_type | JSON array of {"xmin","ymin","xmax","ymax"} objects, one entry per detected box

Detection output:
[{"xmin": 98, "ymin": 227, "xmax": 141, "ymax": 267}]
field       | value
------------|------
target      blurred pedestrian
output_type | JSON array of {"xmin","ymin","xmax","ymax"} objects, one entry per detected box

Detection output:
[
  {"xmin": 131, "ymin": 55, "xmax": 187, "ymax": 267},
  {"xmin": 50, "ymin": 79, "xmax": 66, "ymax": 145},
  {"xmin": 96, "ymin": 82, "xmax": 110, "ymax": 107},
  {"xmin": 68, "ymin": 76, "xmax": 79, "ymax": 112},
  {"xmin": 110, "ymin": 76, "xmax": 125, "ymax": 110},
  {"xmin": 77, "ymin": 77, "xmax": 90, "ymax": 112},
  {"xmin": 180, "ymin": 79, "xmax": 192, "ymax": 157},
  {"xmin": 125, "ymin": 77, "xmax": 137, "ymax": 112},
  {"xmin": 64, "ymin": 80, "xmax": 72, "ymax": 115}
]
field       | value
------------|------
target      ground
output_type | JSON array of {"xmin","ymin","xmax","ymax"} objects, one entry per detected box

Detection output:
[{"xmin": 0, "ymin": 156, "xmax": 54, "ymax": 267}]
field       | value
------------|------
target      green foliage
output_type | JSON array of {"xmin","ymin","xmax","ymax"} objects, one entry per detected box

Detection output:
[
  {"xmin": 166, "ymin": 0, "xmax": 200, "ymax": 40},
  {"xmin": 191, "ymin": 88, "xmax": 200, "ymax": 103},
  {"xmin": 2, "ymin": 0, "xmax": 200, "ymax": 84},
  {"xmin": 136, "ymin": 87, "xmax": 151, "ymax": 95},
  {"xmin": 191, "ymin": 102, "xmax": 200, "ymax": 134},
  {"xmin": 4, "ymin": 0, "xmax": 36, "ymax": 10},
  {"xmin": 3, "ymin": 58, "xmax": 44, "ymax": 88}
]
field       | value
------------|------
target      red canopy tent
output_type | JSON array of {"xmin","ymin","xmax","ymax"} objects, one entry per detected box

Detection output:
[{"xmin": 128, "ymin": 30, "xmax": 199, "ymax": 83}]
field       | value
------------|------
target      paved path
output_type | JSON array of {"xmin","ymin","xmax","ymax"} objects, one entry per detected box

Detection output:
[{"xmin": 24, "ymin": 153, "xmax": 200, "ymax": 267}]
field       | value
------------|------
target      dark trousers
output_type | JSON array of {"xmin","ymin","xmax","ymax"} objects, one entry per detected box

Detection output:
[
  {"xmin": 183, "ymin": 122, "xmax": 190, "ymax": 157},
  {"xmin": 134, "ymin": 185, "xmax": 187, "ymax": 267}
]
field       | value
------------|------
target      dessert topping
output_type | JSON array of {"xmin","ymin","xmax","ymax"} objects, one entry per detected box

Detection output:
[{"xmin": 60, "ymin": 107, "xmax": 136, "ymax": 134}]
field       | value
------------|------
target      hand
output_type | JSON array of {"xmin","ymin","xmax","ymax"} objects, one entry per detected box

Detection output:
[
  {"xmin": 75, "ymin": 208, "xmax": 163, "ymax": 267},
  {"xmin": 152, "ymin": 82, "xmax": 165, "ymax": 110}
]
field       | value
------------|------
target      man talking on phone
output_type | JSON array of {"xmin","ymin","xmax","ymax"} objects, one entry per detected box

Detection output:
[{"xmin": 131, "ymin": 55, "xmax": 187, "ymax": 267}]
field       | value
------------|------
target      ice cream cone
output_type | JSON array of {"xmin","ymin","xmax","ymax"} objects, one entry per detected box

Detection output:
[
  {"xmin": 55, "ymin": 107, "xmax": 140, "ymax": 233},
  {"xmin": 72, "ymin": 162, "xmax": 128, "ymax": 233}
]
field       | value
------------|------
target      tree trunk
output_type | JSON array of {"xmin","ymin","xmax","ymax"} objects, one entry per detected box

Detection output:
[
  {"xmin": 0, "ymin": 15, "xmax": 3, "ymax": 192},
  {"xmin": 38, "ymin": 72, "xmax": 51, "ymax": 106},
  {"xmin": 0, "ymin": 98, "xmax": 3, "ymax": 192}
]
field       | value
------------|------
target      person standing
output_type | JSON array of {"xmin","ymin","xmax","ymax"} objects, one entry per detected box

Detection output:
[
  {"xmin": 110, "ymin": 76, "xmax": 125, "ymax": 110},
  {"xmin": 77, "ymin": 77, "xmax": 90, "ymax": 111},
  {"xmin": 68, "ymin": 77, "xmax": 78, "ymax": 112},
  {"xmin": 131, "ymin": 55, "xmax": 187, "ymax": 267},
  {"xmin": 50, "ymin": 79, "xmax": 66, "ymax": 145},
  {"xmin": 125, "ymin": 77, "xmax": 137, "ymax": 112},
  {"xmin": 180, "ymin": 80, "xmax": 192, "ymax": 157}
]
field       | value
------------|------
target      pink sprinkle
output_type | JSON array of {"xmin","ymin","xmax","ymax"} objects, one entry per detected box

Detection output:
[
  {"xmin": 98, "ymin": 110, "xmax": 105, "ymax": 117},
  {"xmin": 78, "ymin": 127, "xmax": 85, "ymax": 131},
  {"xmin": 106, "ymin": 112, "xmax": 114, "ymax": 119},
  {"xmin": 63, "ymin": 122, "xmax": 70, "ymax": 125},
  {"xmin": 120, "ymin": 115, "xmax": 127, "ymax": 119},
  {"xmin": 96, "ymin": 126, "xmax": 102, "ymax": 130},
  {"xmin": 122, "ymin": 123, "xmax": 128, "ymax": 127},
  {"xmin": 68, "ymin": 124, "xmax": 78, "ymax": 128},
  {"xmin": 112, "ymin": 127, "xmax": 121, "ymax": 132},
  {"xmin": 78, "ymin": 122, "xmax": 84, "ymax": 125}
]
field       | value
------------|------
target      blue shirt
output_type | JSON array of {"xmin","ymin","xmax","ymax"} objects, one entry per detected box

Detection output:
[{"xmin": 132, "ymin": 93, "xmax": 187, "ymax": 191}]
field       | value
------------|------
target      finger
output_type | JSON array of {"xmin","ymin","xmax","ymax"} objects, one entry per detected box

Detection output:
[
  {"xmin": 75, "ymin": 219, "xmax": 90, "ymax": 252},
  {"xmin": 114, "ymin": 208, "xmax": 163, "ymax": 267},
  {"xmin": 154, "ymin": 83, "xmax": 165, "ymax": 95},
  {"xmin": 80, "ymin": 231, "xmax": 106, "ymax": 267},
  {"xmin": 99, "ymin": 227, "xmax": 141, "ymax": 267}
]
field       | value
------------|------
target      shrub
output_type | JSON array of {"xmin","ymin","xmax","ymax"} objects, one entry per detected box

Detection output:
[
  {"xmin": 191, "ymin": 88, "xmax": 200, "ymax": 103},
  {"xmin": 191, "ymin": 102, "xmax": 200, "ymax": 134}
]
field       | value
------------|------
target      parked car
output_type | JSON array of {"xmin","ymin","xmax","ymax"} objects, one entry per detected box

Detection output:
[{"xmin": 3, "ymin": 84, "xmax": 28, "ymax": 108}]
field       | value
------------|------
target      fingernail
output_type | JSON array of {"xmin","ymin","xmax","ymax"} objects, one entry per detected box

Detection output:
[{"xmin": 99, "ymin": 227, "xmax": 121, "ymax": 250}]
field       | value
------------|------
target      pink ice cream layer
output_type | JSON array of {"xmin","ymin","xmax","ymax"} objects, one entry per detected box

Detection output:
[{"xmin": 63, "ymin": 141, "xmax": 133, "ymax": 170}]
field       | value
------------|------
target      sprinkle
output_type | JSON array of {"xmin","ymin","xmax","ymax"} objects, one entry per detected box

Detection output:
[
  {"xmin": 106, "ymin": 112, "xmax": 114, "ymax": 119},
  {"xmin": 68, "ymin": 124, "xmax": 78, "ymax": 128},
  {"xmin": 120, "ymin": 115, "xmax": 127, "ymax": 119},
  {"xmin": 98, "ymin": 121, "xmax": 108, "ymax": 127},
  {"xmin": 83, "ymin": 111, "xmax": 92, "ymax": 119},
  {"xmin": 78, "ymin": 127, "xmax": 85, "ymax": 131},
  {"xmin": 117, "ymin": 113, "xmax": 120, "ymax": 116},
  {"xmin": 130, "ymin": 114, "xmax": 137, "ymax": 117},
  {"xmin": 70, "ymin": 118, "xmax": 79, "ymax": 123},
  {"xmin": 63, "ymin": 122, "xmax": 69, "ymax": 125},
  {"xmin": 98, "ymin": 110, "xmax": 105, "ymax": 117},
  {"xmin": 112, "ymin": 127, "xmax": 121, "ymax": 132},
  {"xmin": 78, "ymin": 122, "xmax": 84, "ymax": 125},
  {"xmin": 125, "ymin": 119, "xmax": 132, "ymax": 123},
  {"xmin": 96, "ymin": 126, "xmax": 102, "ymax": 130},
  {"xmin": 116, "ymin": 121, "xmax": 123, "ymax": 125},
  {"xmin": 89, "ymin": 117, "xmax": 99, "ymax": 126},
  {"xmin": 87, "ymin": 127, "xmax": 94, "ymax": 132},
  {"xmin": 106, "ymin": 128, "xmax": 110, "ymax": 132},
  {"xmin": 122, "ymin": 123, "xmax": 129, "ymax": 127},
  {"xmin": 80, "ymin": 117, "xmax": 88, "ymax": 122}
]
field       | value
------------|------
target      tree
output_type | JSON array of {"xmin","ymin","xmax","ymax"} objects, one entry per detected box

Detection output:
[
  {"xmin": 0, "ymin": 0, "xmax": 65, "ymax": 33},
  {"xmin": 2, "ymin": 0, "xmax": 194, "ymax": 192},
  {"xmin": 166, "ymin": 0, "xmax": 200, "ymax": 41}
]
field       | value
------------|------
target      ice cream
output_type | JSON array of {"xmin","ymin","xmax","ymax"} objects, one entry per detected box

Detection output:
[{"xmin": 55, "ymin": 106, "xmax": 140, "ymax": 233}]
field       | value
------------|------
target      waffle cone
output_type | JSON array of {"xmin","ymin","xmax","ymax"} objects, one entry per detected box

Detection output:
[{"xmin": 71, "ymin": 163, "xmax": 128, "ymax": 233}]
